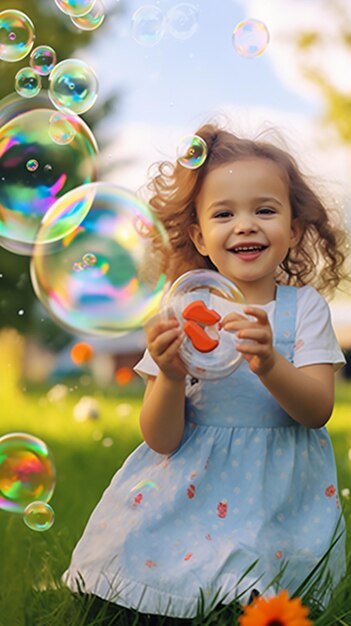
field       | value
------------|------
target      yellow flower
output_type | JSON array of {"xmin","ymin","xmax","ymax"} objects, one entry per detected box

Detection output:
[{"xmin": 238, "ymin": 590, "xmax": 313, "ymax": 626}]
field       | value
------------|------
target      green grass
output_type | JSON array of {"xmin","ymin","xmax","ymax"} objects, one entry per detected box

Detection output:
[{"xmin": 0, "ymin": 377, "xmax": 351, "ymax": 625}]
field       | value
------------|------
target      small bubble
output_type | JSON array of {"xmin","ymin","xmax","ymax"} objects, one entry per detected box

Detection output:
[
  {"xmin": 18, "ymin": 309, "xmax": 25, "ymax": 316},
  {"xmin": 9, "ymin": 32, "xmax": 16, "ymax": 41},
  {"xmin": 26, "ymin": 159, "xmax": 39, "ymax": 172}
]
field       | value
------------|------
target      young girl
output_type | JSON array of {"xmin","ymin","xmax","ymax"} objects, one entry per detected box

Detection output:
[{"xmin": 63, "ymin": 123, "xmax": 350, "ymax": 619}]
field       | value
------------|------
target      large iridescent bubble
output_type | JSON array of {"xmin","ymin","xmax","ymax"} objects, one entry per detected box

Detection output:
[
  {"xmin": 0, "ymin": 93, "xmax": 98, "ymax": 255},
  {"xmin": 49, "ymin": 59, "xmax": 99, "ymax": 115},
  {"xmin": 0, "ymin": 432, "xmax": 56, "ymax": 514},
  {"xmin": 161, "ymin": 269, "xmax": 246, "ymax": 380},
  {"xmin": 0, "ymin": 10, "xmax": 35, "ymax": 62},
  {"xmin": 30, "ymin": 182, "xmax": 169, "ymax": 335}
]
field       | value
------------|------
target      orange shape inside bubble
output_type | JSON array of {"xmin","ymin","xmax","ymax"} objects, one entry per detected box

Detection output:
[{"xmin": 70, "ymin": 342, "xmax": 94, "ymax": 365}]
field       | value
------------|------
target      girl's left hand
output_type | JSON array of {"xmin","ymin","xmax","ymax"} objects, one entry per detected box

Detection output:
[{"xmin": 220, "ymin": 307, "xmax": 277, "ymax": 376}]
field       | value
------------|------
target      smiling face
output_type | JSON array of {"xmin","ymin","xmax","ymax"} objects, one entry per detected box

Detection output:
[{"xmin": 188, "ymin": 158, "xmax": 303, "ymax": 304}]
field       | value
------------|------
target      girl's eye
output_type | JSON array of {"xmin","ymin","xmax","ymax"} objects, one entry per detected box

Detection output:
[
  {"xmin": 214, "ymin": 211, "xmax": 232, "ymax": 218},
  {"xmin": 257, "ymin": 208, "xmax": 275, "ymax": 214}
]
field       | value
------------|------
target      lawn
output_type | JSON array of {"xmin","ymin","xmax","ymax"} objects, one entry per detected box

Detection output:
[{"xmin": 0, "ymin": 372, "xmax": 350, "ymax": 625}]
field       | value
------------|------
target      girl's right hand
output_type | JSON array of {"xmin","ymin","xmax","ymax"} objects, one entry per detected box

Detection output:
[{"xmin": 145, "ymin": 315, "xmax": 188, "ymax": 381}]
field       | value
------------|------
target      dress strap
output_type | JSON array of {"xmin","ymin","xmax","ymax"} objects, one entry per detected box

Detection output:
[{"xmin": 273, "ymin": 285, "xmax": 297, "ymax": 363}]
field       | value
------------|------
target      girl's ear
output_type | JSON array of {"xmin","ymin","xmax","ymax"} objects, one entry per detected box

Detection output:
[
  {"xmin": 188, "ymin": 223, "xmax": 208, "ymax": 256},
  {"xmin": 290, "ymin": 217, "xmax": 304, "ymax": 248}
]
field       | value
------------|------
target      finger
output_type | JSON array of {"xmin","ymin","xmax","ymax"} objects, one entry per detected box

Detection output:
[
  {"xmin": 219, "ymin": 312, "xmax": 247, "ymax": 327},
  {"xmin": 150, "ymin": 328, "xmax": 182, "ymax": 356},
  {"xmin": 221, "ymin": 320, "xmax": 259, "ymax": 332},
  {"xmin": 243, "ymin": 307, "xmax": 268, "ymax": 323},
  {"xmin": 236, "ymin": 329, "xmax": 270, "ymax": 343},
  {"xmin": 236, "ymin": 342, "xmax": 270, "ymax": 355},
  {"xmin": 146, "ymin": 318, "xmax": 180, "ymax": 342}
]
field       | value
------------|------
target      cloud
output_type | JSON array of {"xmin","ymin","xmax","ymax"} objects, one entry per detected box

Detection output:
[{"xmin": 240, "ymin": 0, "xmax": 351, "ymax": 98}]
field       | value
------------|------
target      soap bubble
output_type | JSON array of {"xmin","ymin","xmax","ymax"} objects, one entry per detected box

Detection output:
[
  {"xmin": 15, "ymin": 67, "xmax": 42, "ymax": 98},
  {"xmin": 0, "ymin": 10, "xmax": 35, "ymax": 62},
  {"xmin": 161, "ymin": 269, "xmax": 246, "ymax": 380},
  {"xmin": 131, "ymin": 5, "xmax": 165, "ymax": 46},
  {"xmin": 54, "ymin": 0, "xmax": 97, "ymax": 18},
  {"xmin": 30, "ymin": 182, "xmax": 169, "ymax": 335},
  {"xmin": 166, "ymin": 3, "xmax": 199, "ymax": 40},
  {"xmin": 0, "ymin": 99, "xmax": 98, "ymax": 255},
  {"xmin": 26, "ymin": 159, "xmax": 39, "ymax": 172},
  {"xmin": 0, "ymin": 433, "xmax": 55, "ymax": 513},
  {"xmin": 232, "ymin": 18, "xmax": 270, "ymax": 58},
  {"xmin": 23, "ymin": 501, "xmax": 55, "ymax": 532},
  {"xmin": 30, "ymin": 45, "xmax": 57, "ymax": 76},
  {"xmin": 49, "ymin": 58, "xmax": 99, "ymax": 115},
  {"xmin": 176, "ymin": 135, "xmax": 207, "ymax": 169},
  {"xmin": 71, "ymin": 0, "xmax": 105, "ymax": 31},
  {"xmin": 49, "ymin": 111, "xmax": 76, "ymax": 145}
]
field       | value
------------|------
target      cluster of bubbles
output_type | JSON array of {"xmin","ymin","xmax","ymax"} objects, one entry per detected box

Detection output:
[
  {"xmin": 130, "ymin": 6, "xmax": 270, "ymax": 57},
  {"xmin": 0, "ymin": 9, "xmax": 99, "ymax": 112},
  {"xmin": 131, "ymin": 3, "xmax": 199, "ymax": 46},
  {"xmin": 0, "ymin": 433, "xmax": 56, "ymax": 531},
  {"xmin": 54, "ymin": 0, "xmax": 105, "ymax": 31}
]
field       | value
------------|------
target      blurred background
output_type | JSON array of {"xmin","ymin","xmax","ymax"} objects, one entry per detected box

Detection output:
[
  {"xmin": 1, "ymin": 3, "xmax": 351, "ymax": 620},
  {"xmin": 0, "ymin": 0, "xmax": 350, "ymax": 400}
]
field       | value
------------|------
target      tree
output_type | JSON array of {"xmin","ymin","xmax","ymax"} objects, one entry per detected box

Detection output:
[{"xmin": 0, "ymin": 0, "xmax": 123, "ymax": 343}]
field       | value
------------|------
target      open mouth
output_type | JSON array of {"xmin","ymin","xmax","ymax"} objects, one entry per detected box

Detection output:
[{"xmin": 229, "ymin": 245, "xmax": 269, "ymax": 254}]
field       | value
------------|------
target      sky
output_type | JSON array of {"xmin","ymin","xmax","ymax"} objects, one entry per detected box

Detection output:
[{"xmin": 70, "ymin": 0, "xmax": 351, "ymax": 228}]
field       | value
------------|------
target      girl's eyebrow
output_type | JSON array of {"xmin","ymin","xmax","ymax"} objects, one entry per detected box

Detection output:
[{"xmin": 207, "ymin": 196, "xmax": 284, "ymax": 211}]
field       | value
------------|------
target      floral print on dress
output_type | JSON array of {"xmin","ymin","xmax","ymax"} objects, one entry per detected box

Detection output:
[
  {"xmin": 187, "ymin": 484, "xmax": 196, "ymax": 499},
  {"xmin": 184, "ymin": 553, "xmax": 193, "ymax": 561},
  {"xmin": 217, "ymin": 500, "xmax": 228, "ymax": 518},
  {"xmin": 145, "ymin": 560, "xmax": 157, "ymax": 568},
  {"xmin": 294, "ymin": 339, "xmax": 304, "ymax": 351},
  {"xmin": 325, "ymin": 484, "xmax": 336, "ymax": 497},
  {"xmin": 275, "ymin": 550, "xmax": 283, "ymax": 560},
  {"xmin": 133, "ymin": 493, "xmax": 143, "ymax": 506}
]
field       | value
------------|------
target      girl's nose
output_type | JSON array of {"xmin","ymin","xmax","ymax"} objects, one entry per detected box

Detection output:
[{"xmin": 234, "ymin": 220, "xmax": 258, "ymax": 233}]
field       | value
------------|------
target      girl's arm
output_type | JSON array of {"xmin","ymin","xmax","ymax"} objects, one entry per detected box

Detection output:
[
  {"xmin": 139, "ymin": 315, "xmax": 188, "ymax": 454},
  {"xmin": 259, "ymin": 356, "xmax": 334, "ymax": 429},
  {"xmin": 222, "ymin": 306, "xmax": 334, "ymax": 429},
  {"xmin": 139, "ymin": 374, "xmax": 186, "ymax": 454}
]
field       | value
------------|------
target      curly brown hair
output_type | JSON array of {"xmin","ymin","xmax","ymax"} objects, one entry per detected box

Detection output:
[{"xmin": 145, "ymin": 122, "xmax": 351, "ymax": 300}]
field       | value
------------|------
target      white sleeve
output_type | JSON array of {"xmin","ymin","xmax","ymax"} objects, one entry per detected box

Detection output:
[
  {"xmin": 133, "ymin": 349, "xmax": 160, "ymax": 382},
  {"xmin": 294, "ymin": 286, "xmax": 346, "ymax": 372}
]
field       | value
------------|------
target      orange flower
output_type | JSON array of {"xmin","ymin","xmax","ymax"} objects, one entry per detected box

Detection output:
[{"xmin": 238, "ymin": 590, "xmax": 313, "ymax": 626}]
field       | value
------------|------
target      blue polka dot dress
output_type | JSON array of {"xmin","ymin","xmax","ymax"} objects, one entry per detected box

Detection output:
[{"xmin": 62, "ymin": 285, "xmax": 347, "ymax": 618}]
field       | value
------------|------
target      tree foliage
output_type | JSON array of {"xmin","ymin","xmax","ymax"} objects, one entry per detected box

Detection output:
[{"xmin": 0, "ymin": 0, "xmax": 123, "ymax": 340}]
